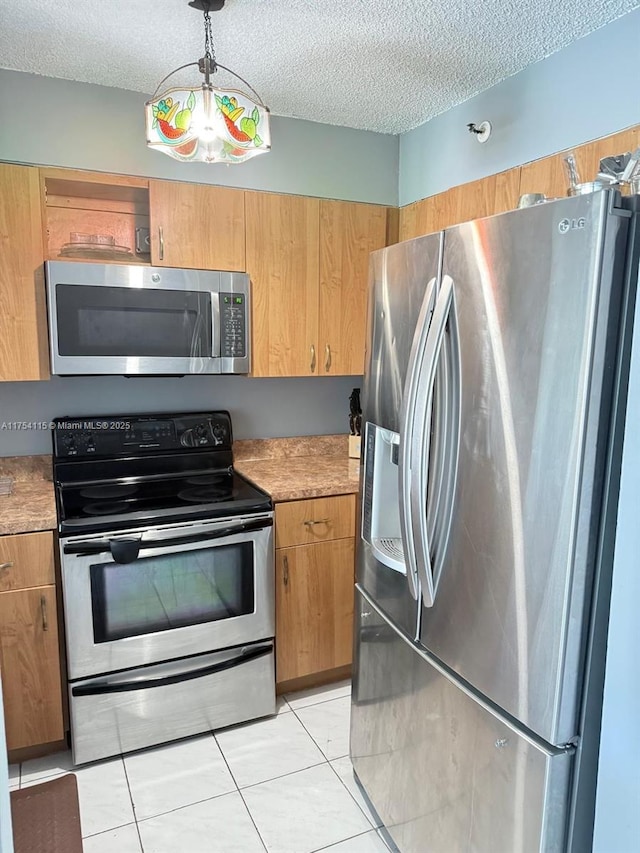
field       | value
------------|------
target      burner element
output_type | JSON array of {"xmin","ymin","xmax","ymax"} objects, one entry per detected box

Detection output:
[
  {"xmin": 84, "ymin": 501, "xmax": 132, "ymax": 516},
  {"xmin": 185, "ymin": 474, "xmax": 226, "ymax": 486},
  {"xmin": 178, "ymin": 486, "xmax": 228, "ymax": 504},
  {"xmin": 80, "ymin": 484, "xmax": 138, "ymax": 500}
]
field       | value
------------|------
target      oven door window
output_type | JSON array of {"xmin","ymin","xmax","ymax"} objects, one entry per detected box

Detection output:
[
  {"xmin": 90, "ymin": 543, "xmax": 254, "ymax": 643},
  {"xmin": 55, "ymin": 284, "xmax": 212, "ymax": 358}
]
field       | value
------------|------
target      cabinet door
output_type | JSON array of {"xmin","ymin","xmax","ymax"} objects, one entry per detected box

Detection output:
[
  {"xmin": 0, "ymin": 164, "xmax": 48, "ymax": 381},
  {"xmin": 246, "ymin": 192, "xmax": 320, "ymax": 377},
  {"xmin": 576, "ymin": 126, "xmax": 640, "ymax": 185},
  {"xmin": 0, "ymin": 531, "xmax": 55, "ymax": 592},
  {"xmin": 149, "ymin": 180, "xmax": 245, "ymax": 270},
  {"xmin": 276, "ymin": 539, "xmax": 355, "ymax": 683},
  {"xmin": 519, "ymin": 153, "xmax": 568, "ymax": 200},
  {"xmin": 0, "ymin": 587, "xmax": 64, "ymax": 750},
  {"xmin": 319, "ymin": 201, "xmax": 387, "ymax": 376}
]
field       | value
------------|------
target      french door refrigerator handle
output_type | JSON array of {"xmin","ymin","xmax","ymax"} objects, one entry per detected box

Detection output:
[
  {"xmin": 410, "ymin": 274, "xmax": 454, "ymax": 608},
  {"xmin": 431, "ymin": 284, "xmax": 461, "ymax": 590},
  {"xmin": 399, "ymin": 276, "xmax": 437, "ymax": 600}
]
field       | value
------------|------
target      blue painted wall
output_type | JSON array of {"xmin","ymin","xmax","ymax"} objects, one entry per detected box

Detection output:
[
  {"xmin": 399, "ymin": 9, "xmax": 640, "ymax": 206},
  {"xmin": 0, "ymin": 70, "xmax": 398, "ymax": 205},
  {"xmin": 592, "ymin": 249, "xmax": 640, "ymax": 852},
  {"xmin": 0, "ymin": 70, "xmax": 396, "ymax": 455}
]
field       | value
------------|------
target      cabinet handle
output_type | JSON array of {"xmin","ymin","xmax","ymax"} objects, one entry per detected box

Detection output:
[
  {"xmin": 325, "ymin": 344, "xmax": 331, "ymax": 372},
  {"xmin": 310, "ymin": 345, "xmax": 316, "ymax": 373},
  {"xmin": 159, "ymin": 226, "xmax": 164, "ymax": 261},
  {"xmin": 0, "ymin": 562, "xmax": 14, "ymax": 571},
  {"xmin": 283, "ymin": 555, "xmax": 289, "ymax": 587},
  {"xmin": 304, "ymin": 518, "xmax": 329, "ymax": 527},
  {"xmin": 40, "ymin": 595, "xmax": 49, "ymax": 632}
]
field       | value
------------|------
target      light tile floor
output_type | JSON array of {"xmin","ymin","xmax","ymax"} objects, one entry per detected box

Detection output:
[{"xmin": 9, "ymin": 679, "xmax": 390, "ymax": 853}]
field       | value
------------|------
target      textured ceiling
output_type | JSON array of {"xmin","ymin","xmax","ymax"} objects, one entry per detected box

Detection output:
[{"xmin": 0, "ymin": 0, "xmax": 637, "ymax": 134}]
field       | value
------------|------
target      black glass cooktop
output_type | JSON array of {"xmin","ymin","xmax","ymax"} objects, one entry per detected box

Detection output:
[{"xmin": 57, "ymin": 470, "xmax": 271, "ymax": 533}]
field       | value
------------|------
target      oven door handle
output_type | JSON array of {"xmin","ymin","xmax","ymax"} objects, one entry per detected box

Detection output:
[
  {"xmin": 64, "ymin": 517, "xmax": 274, "ymax": 561},
  {"xmin": 70, "ymin": 643, "xmax": 273, "ymax": 696}
]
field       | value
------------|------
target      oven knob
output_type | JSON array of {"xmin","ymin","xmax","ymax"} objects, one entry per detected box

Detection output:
[
  {"xmin": 194, "ymin": 424, "xmax": 209, "ymax": 446},
  {"xmin": 180, "ymin": 430, "xmax": 195, "ymax": 448},
  {"xmin": 212, "ymin": 424, "xmax": 226, "ymax": 444}
]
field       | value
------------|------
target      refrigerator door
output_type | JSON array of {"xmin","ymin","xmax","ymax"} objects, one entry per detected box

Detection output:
[
  {"xmin": 358, "ymin": 234, "xmax": 442, "ymax": 637},
  {"xmin": 361, "ymin": 234, "xmax": 443, "ymax": 435},
  {"xmin": 351, "ymin": 587, "xmax": 573, "ymax": 853},
  {"xmin": 416, "ymin": 191, "xmax": 630, "ymax": 744}
]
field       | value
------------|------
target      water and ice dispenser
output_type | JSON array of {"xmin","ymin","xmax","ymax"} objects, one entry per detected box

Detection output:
[{"xmin": 361, "ymin": 422, "xmax": 406, "ymax": 575}]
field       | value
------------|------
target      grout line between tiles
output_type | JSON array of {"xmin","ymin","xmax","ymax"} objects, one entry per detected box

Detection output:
[
  {"xmin": 215, "ymin": 732, "xmax": 269, "ymax": 853},
  {"xmin": 285, "ymin": 690, "xmax": 352, "ymax": 712},
  {"xmin": 292, "ymin": 706, "xmax": 346, "ymax": 763},
  {"xmin": 81, "ymin": 819, "xmax": 136, "ymax": 841},
  {"xmin": 237, "ymin": 759, "xmax": 328, "ymax": 792},
  {"xmin": 326, "ymin": 759, "xmax": 377, "ymax": 830},
  {"xmin": 121, "ymin": 752, "xmax": 145, "ymax": 852},
  {"xmin": 311, "ymin": 828, "xmax": 382, "ymax": 852}
]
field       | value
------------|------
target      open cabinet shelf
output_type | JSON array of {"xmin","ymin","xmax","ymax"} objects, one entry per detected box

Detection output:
[{"xmin": 41, "ymin": 169, "xmax": 152, "ymax": 265}]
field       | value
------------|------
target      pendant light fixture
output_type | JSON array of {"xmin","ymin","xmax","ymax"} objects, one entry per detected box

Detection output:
[{"xmin": 145, "ymin": 0, "xmax": 270, "ymax": 164}]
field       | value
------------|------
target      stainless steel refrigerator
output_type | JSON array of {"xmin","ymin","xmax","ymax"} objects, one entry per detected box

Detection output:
[{"xmin": 350, "ymin": 189, "xmax": 640, "ymax": 853}]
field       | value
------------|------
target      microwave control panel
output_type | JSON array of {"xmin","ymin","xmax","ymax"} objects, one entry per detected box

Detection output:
[{"xmin": 220, "ymin": 293, "xmax": 246, "ymax": 359}]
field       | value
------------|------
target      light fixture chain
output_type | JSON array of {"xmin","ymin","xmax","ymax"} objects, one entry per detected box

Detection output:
[{"xmin": 203, "ymin": 4, "xmax": 217, "ymax": 69}]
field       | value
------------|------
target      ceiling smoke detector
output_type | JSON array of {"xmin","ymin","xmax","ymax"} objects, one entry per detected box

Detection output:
[{"xmin": 467, "ymin": 121, "xmax": 492, "ymax": 144}]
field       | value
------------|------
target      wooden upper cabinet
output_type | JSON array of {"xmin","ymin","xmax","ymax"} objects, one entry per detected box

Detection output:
[
  {"xmin": 0, "ymin": 163, "xmax": 48, "ymax": 381},
  {"xmin": 493, "ymin": 168, "xmax": 522, "ymax": 215},
  {"xmin": 519, "ymin": 153, "xmax": 568, "ymax": 199},
  {"xmin": 246, "ymin": 192, "xmax": 320, "ymax": 377},
  {"xmin": 399, "ymin": 187, "xmax": 459, "ymax": 242},
  {"xmin": 576, "ymin": 126, "xmax": 640, "ymax": 187},
  {"xmin": 149, "ymin": 180, "xmax": 245, "ymax": 271},
  {"xmin": 319, "ymin": 200, "xmax": 387, "ymax": 376},
  {"xmin": 519, "ymin": 127, "xmax": 640, "ymax": 200},
  {"xmin": 400, "ymin": 169, "xmax": 521, "ymax": 243},
  {"xmin": 0, "ymin": 586, "xmax": 64, "ymax": 751}
]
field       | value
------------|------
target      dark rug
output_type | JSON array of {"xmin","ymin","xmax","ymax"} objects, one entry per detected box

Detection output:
[{"xmin": 10, "ymin": 773, "xmax": 83, "ymax": 853}]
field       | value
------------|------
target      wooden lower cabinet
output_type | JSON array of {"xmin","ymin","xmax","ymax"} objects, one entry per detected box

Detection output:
[
  {"xmin": 275, "ymin": 538, "xmax": 355, "ymax": 685},
  {"xmin": 0, "ymin": 585, "xmax": 64, "ymax": 751}
]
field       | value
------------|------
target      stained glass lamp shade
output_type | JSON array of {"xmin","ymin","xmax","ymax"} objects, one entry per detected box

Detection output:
[
  {"xmin": 144, "ymin": 2, "xmax": 270, "ymax": 164},
  {"xmin": 145, "ymin": 80, "xmax": 270, "ymax": 164}
]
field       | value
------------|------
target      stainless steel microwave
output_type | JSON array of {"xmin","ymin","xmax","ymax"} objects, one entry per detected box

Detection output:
[{"xmin": 45, "ymin": 261, "xmax": 250, "ymax": 376}]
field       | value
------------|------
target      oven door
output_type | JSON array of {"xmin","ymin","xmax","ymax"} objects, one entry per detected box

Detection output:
[{"xmin": 60, "ymin": 513, "xmax": 274, "ymax": 680}]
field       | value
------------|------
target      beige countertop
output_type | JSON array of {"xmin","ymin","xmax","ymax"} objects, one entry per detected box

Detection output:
[
  {"xmin": 0, "ymin": 456, "xmax": 57, "ymax": 536},
  {"xmin": 0, "ymin": 436, "xmax": 360, "ymax": 534},
  {"xmin": 234, "ymin": 435, "xmax": 360, "ymax": 503}
]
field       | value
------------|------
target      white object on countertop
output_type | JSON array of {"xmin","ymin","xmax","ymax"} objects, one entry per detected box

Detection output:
[
  {"xmin": 348, "ymin": 435, "xmax": 361, "ymax": 459},
  {"xmin": 0, "ymin": 478, "xmax": 12, "ymax": 497}
]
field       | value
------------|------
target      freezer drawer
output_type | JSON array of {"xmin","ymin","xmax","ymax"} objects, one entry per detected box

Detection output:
[
  {"xmin": 69, "ymin": 641, "xmax": 275, "ymax": 765},
  {"xmin": 351, "ymin": 589, "xmax": 572, "ymax": 853}
]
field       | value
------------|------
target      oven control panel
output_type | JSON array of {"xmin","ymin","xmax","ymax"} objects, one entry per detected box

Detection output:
[{"xmin": 53, "ymin": 412, "xmax": 233, "ymax": 458}]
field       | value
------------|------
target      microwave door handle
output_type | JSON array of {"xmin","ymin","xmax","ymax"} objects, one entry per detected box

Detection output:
[
  {"xmin": 63, "ymin": 517, "xmax": 274, "ymax": 558},
  {"xmin": 211, "ymin": 292, "xmax": 221, "ymax": 357}
]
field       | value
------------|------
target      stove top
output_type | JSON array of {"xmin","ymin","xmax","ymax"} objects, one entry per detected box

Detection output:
[{"xmin": 53, "ymin": 411, "xmax": 272, "ymax": 534}]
